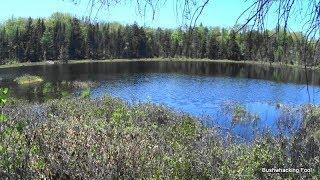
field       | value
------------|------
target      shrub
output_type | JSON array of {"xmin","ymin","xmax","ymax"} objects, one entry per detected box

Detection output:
[{"xmin": 0, "ymin": 96, "xmax": 319, "ymax": 179}]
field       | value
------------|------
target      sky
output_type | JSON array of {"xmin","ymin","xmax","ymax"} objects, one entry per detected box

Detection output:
[{"xmin": 0, "ymin": 0, "xmax": 306, "ymax": 31}]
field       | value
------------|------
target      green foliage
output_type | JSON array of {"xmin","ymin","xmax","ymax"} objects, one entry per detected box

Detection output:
[
  {"xmin": 176, "ymin": 117, "xmax": 197, "ymax": 138},
  {"xmin": 171, "ymin": 29, "xmax": 183, "ymax": 46},
  {"xmin": 80, "ymin": 87, "xmax": 91, "ymax": 98},
  {"xmin": 208, "ymin": 35, "xmax": 220, "ymax": 59},
  {"xmin": 0, "ymin": 87, "xmax": 8, "ymax": 122},
  {"xmin": 0, "ymin": 87, "xmax": 8, "ymax": 106},
  {"xmin": 42, "ymin": 82, "xmax": 54, "ymax": 94},
  {"xmin": 275, "ymin": 45, "xmax": 284, "ymax": 61},
  {"xmin": 227, "ymin": 30, "xmax": 243, "ymax": 61}
]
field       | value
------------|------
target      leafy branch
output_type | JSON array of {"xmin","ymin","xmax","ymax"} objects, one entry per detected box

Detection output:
[{"xmin": 0, "ymin": 87, "xmax": 8, "ymax": 122}]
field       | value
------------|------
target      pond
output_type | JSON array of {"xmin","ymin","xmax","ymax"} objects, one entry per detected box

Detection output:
[{"xmin": 1, "ymin": 60, "xmax": 320, "ymax": 141}]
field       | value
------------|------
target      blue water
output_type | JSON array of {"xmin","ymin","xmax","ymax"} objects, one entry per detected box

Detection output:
[{"xmin": 90, "ymin": 73, "xmax": 320, "ymax": 140}]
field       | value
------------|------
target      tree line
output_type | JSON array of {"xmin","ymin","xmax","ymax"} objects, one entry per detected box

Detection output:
[{"xmin": 0, "ymin": 13, "xmax": 319, "ymax": 66}]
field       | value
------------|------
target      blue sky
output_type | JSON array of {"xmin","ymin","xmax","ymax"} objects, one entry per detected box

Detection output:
[{"xmin": 0, "ymin": 0, "xmax": 305, "ymax": 31}]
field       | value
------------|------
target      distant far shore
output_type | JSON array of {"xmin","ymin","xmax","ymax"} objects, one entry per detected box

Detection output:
[{"xmin": 0, "ymin": 58, "xmax": 319, "ymax": 70}]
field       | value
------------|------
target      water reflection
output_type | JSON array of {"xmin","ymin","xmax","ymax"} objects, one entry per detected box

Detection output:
[
  {"xmin": 0, "ymin": 60, "xmax": 320, "ymax": 141},
  {"xmin": 8, "ymin": 82, "xmax": 73, "ymax": 102},
  {"xmin": 0, "ymin": 60, "xmax": 320, "ymax": 85}
]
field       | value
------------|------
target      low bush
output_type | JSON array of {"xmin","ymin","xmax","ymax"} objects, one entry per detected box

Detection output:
[{"xmin": 0, "ymin": 96, "xmax": 319, "ymax": 179}]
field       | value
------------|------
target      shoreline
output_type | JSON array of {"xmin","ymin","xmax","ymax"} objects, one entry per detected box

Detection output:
[{"xmin": 0, "ymin": 58, "xmax": 319, "ymax": 71}]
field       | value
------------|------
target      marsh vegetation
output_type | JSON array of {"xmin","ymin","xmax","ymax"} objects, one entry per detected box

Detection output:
[{"xmin": 0, "ymin": 94, "xmax": 319, "ymax": 179}]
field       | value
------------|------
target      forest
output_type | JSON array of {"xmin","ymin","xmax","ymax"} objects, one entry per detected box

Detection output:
[{"xmin": 0, "ymin": 13, "xmax": 319, "ymax": 66}]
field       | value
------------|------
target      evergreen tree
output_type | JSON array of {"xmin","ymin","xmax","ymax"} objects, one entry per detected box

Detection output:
[
  {"xmin": 0, "ymin": 28, "xmax": 8, "ymax": 63},
  {"xmin": 227, "ymin": 30, "xmax": 242, "ymax": 61},
  {"xmin": 69, "ymin": 18, "xmax": 83, "ymax": 59},
  {"xmin": 208, "ymin": 35, "xmax": 220, "ymax": 59},
  {"xmin": 34, "ymin": 19, "xmax": 45, "ymax": 61},
  {"xmin": 101, "ymin": 24, "xmax": 111, "ymax": 58},
  {"xmin": 138, "ymin": 26, "xmax": 147, "ymax": 58},
  {"xmin": 23, "ymin": 17, "xmax": 36, "ymax": 62},
  {"xmin": 86, "ymin": 23, "xmax": 96, "ymax": 58}
]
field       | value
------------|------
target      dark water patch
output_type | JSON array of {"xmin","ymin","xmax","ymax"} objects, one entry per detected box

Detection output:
[{"xmin": 1, "ymin": 60, "xmax": 320, "ymax": 85}]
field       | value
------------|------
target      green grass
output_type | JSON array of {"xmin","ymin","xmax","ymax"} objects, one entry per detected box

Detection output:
[{"xmin": 14, "ymin": 74, "xmax": 44, "ymax": 85}]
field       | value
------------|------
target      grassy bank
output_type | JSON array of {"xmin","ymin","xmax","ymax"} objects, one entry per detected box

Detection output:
[
  {"xmin": 0, "ymin": 96, "xmax": 319, "ymax": 179},
  {"xmin": 0, "ymin": 58, "xmax": 319, "ymax": 71}
]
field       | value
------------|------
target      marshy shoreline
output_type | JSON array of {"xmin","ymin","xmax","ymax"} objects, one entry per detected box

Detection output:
[
  {"xmin": 0, "ymin": 95, "xmax": 319, "ymax": 179},
  {"xmin": 1, "ymin": 58, "xmax": 320, "ymax": 71}
]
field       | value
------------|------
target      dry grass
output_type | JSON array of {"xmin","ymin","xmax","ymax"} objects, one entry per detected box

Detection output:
[{"xmin": 0, "ymin": 96, "xmax": 319, "ymax": 179}]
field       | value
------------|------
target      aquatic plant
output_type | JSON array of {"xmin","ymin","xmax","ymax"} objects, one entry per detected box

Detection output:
[
  {"xmin": 80, "ymin": 87, "xmax": 91, "ymax": 98},
  {"xmin": 4, "ymin": 59, "xmax": 20, "ymax": 66},
  {"xmin": 72, "ymin": 81, "xmax": 98, "ymax": 89},
  {"xmin": 227, "ymin": 103, "xmax": 260, "ymax": 127},
  {"xmin": 14, "ymin": 74, "xmax": 44, "ymax": 85}
]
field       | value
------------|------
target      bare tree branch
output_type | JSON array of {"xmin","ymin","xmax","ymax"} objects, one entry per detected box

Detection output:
[
  {"xmin": 69, "ymin": 0, "xmax": 211, "ymax": 27},
  {"xmin": 237, "ymin": 0, "xmax": 320, "ymax": 36}
]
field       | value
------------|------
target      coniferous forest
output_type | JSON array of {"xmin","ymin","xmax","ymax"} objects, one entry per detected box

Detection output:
[{"xmin": 0, "ymin": 13, "xmax": 319, "ymax": 66}]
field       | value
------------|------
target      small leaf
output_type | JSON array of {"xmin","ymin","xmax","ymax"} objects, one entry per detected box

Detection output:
[
  {"xmin": 16, "ymin": 122, "xmax": 25, "ymax": 133},
  {"xmin": 2, "ymin": 88, "xmax": 8, "ymax": 94},
  {"xmin": 1, "ymin": 99, "xmax": 7, "ymax": 104},
  {"xmin": 0, "ymin": 114, "xmax": 7, "ymax": 122}
]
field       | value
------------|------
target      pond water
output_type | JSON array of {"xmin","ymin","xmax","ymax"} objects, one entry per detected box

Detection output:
[{"xmin": 1, "ymin": 60, "xmax": 320, "ymax": 141}]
